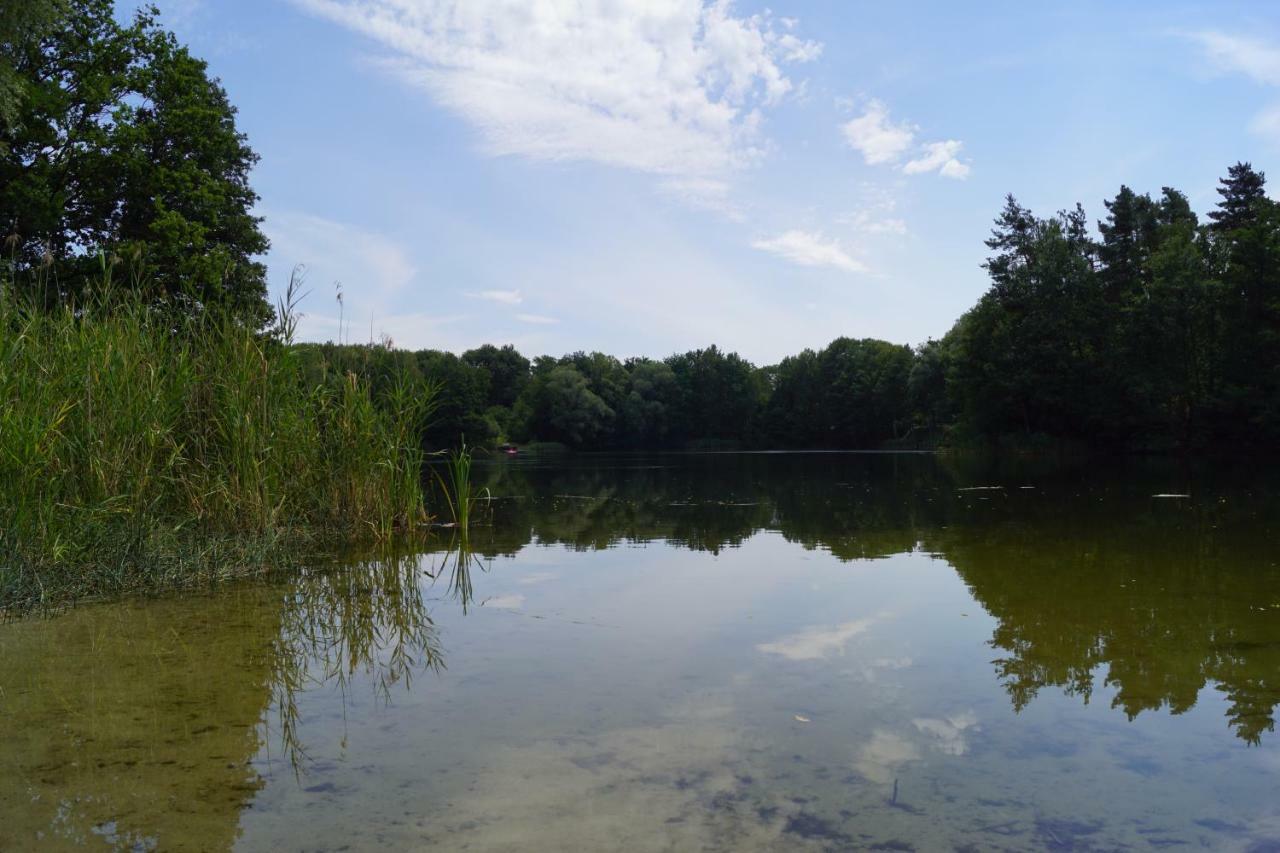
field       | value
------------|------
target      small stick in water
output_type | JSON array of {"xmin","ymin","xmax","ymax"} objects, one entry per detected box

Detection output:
[{"xmin": 891, "ymin": 778, "xmax": 898, "ymax": 805}]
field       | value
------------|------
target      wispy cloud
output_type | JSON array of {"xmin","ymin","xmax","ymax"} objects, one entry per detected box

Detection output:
[
  {"xmin": 266, "ymin": 211, "xmax": 416, "ymax": 297},
  {"xmin": 470, "ymin": 289, "xmax": 523, "ymax": 305},
  {"xmin": 659, "ymin": 177, "xmax": 746, "ymax": 221},
  {"xmin": 752, "ymin": 230, "xmax": 868, "ymax": 274},
  {"xmin": 841, "ymin": 99, "xmax": 970, "ymax": 178},
  {"xmin": 1189, "ymin": 31, "xmax": 1280, "ymax": 86},
  {"xmin": 756, "ymin": 617, "xmax": 879, "ymax": 660},
  {"xmin": 292, "ymin": 0, "xmax": 820, "ymax": 193},
  {"xmin": 1189, "ymin": 32, "xmax": 1280, "ymax": 146},
  {"xmin": 516, "ymin": 313, "xmax": 559, "ymax": 325},
  {"xmin": 841, "ymin": 210, "xmax": 908, "ymax": 236}
]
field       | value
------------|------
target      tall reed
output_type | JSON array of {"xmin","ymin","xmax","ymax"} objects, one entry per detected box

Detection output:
[
  {"xmin": 0, "ymin": 266, "xmax": 437, "ymax": 613},
  {"xmin": 432, "ymin": 441, "xmax": 490, "ymax": 532}
]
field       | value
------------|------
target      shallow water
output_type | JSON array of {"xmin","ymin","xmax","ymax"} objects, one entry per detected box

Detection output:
[{"xmin": 3, "ymin": 452, "xmax": 1280, "ymax": 851}]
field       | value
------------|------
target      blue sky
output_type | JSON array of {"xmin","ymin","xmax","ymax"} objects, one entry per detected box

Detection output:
[{"xmin": 146, "ymin": 0, "xmax": 1280, "ymax": 363}]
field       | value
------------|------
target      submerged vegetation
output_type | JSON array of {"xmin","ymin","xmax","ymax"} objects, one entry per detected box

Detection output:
[{"xmin": 0, "ymin": 271, "xmax": 435, "ymax": 612}]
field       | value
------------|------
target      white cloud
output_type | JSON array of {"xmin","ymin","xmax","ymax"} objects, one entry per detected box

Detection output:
[
  {"xmin": 1190, "ymin": 31, "xmax": 1280, "ymax": 86},
  {"xmin": 292, "ymin": 0, "xmax": 820, "ymax": 188},
  {"xmin": 778, "ymin": 33, "xmax": 823, "ymax": 63},
  {"xmin": 912, "ymin": 712, "xmax": 979, "ymax": 756},
  {"xmin": 854, "ymin": 730, "xmax": 921, "ymax": 784},
  {"xmin": 752, "ymin": 230, "xmax": 868, "ymax": 274},
  {"xmin": 659, "ymin": 176, "xmax": 746, "ymax": 220},
  {"xmin": 841, "ymin": 99, "xmax": 970, "ymax": 178},
  {"xmin": 516, "ymin": 313, "xmax": 559, "ymax": 325},
  {"xmin": 1188, "ymin": 33, "xmax": 1280, "ymax": 148},
  {"xmin": 841, "ymin": 209, "xmax": 908, "ymax": 236},
  {"xmin": 470, "ymin": 289, "xmax": 523, "ymax": 305},
  {"xmin": 903, "ymin": 140, "xmax": 970, "ymax": 179},
  {"xmin": 841, "ymin": 99, "xmax": 916, "ymax": 165},
  {"xmin": 756, "ymin": 617, "xmax": 878, "ymax": 660}
]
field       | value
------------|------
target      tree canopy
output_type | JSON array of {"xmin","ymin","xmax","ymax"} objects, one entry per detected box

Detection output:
[
  {"xmin": 315, "ymin": 162, "xmax": 1280, "ymax": 454},
  {"xmin": 1, "ymin": 0, "xmax": 270, "ymax": 324},
  {"xmin": 4, "ymin": 6, "xmax": 1272, "ymax": 460}
]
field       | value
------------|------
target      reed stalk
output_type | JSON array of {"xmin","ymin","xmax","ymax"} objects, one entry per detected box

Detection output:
[{"xmin": 0, "ymin": 263, "xmax": 438, "ymax": 613}]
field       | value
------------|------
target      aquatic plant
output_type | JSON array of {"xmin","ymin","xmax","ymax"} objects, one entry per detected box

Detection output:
[
  {"xmin": 432, "ymin": 441, "xmax": 491, "ymax": 533},
  {"xmin": 0, "ymin": 264, "xmax": 438, "ymax": 613}
]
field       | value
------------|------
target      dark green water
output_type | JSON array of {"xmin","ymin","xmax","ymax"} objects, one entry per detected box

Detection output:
[{"xmin": 3, "ymin": 452, "xmax": 1279, "ymax": 851}]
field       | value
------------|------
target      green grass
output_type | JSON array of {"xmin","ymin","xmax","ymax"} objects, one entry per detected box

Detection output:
[
  {"xmin": 0, "ymin": 268, "xmax": 437, "ymax": 614},
  {"xmin": 432, "ymin": 441, "xmax": 490, "ymax": 533}
]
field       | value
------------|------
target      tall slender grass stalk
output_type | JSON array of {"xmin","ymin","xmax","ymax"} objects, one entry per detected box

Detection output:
[
  {"xmin": 432, "ymin": 441, "xmax": 490, "ymax": 532},
  {"xmin": 0, "ymin": 264, "xmax": 438, "ymax": 614}
]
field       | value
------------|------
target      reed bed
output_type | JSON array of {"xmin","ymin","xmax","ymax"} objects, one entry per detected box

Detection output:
[{"xmin": 0, "ymin": 271, "xmax": 437, "ymax": 613}]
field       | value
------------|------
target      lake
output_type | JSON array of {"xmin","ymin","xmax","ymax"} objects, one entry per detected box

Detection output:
[{"xmin": 2, "ymin": 452, "xmax": 1279, "ymax": 851}]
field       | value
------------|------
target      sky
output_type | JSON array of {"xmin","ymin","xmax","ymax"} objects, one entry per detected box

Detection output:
[{"xmin": 141, "ymin": 0, "xmax": 1280, "ymax": 364}]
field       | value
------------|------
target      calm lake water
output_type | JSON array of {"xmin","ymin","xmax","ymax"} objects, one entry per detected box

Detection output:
[{"xmin": 3, "ymin": 452, "xmax": 1280, "ymax": 851}]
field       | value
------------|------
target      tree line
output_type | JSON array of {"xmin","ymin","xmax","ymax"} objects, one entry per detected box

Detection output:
[
  {"xmin": 312, "ymin": 163, "xmax": 1280, "ymax": 453},
  {"xmin": 4, "ymin": 3, "xmax": 1278, "ymax": 452},
  {"xmin": 301, "ymin": 337, "xmax": 922, "ymax": 451}
]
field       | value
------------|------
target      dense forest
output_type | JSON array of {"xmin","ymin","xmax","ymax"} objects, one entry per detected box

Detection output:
[
  {"xmin": 4, "ymin": 4, "xmax": 1278, "ymax": 454},
  {"xmin": 309, "ymin": 163, "xmax": 1280, "ymax": 453}
]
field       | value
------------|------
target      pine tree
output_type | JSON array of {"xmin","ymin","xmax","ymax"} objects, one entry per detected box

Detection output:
[
  {"xmin": 1208, "ymin": 162, "xmax": 1267, "ymax": 232},
  {"xmin": 1098, "ymin": 185, "xmax": 1156, "ymax": 300}
]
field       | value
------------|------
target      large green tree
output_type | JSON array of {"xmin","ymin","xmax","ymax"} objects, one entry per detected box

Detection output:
[
  {"xmin": 1, "ymin": 1, "xmax": 270, "ymax": 323},
  {"xmin": 0, "ymin": 1, "xmax": 65, "ymax": 142},
  {"xmin": 463, "ymin": 343, "xmax": 530, "ymax": 409},
  {"xmin": 524, "ymin": 365, "xmax": 615, "ymax": 447}
]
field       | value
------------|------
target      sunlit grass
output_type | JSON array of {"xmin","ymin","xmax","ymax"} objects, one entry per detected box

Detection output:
[{"xmin": 0, "ymin": 265, "xmax": 437, "ymax": 613}]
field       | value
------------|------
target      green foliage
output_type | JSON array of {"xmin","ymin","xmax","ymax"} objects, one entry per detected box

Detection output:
[
  {"xmin": 268, "ymin": 165, "xmax": 1278, "ymax": 456},
  {"xmin": 941, "ymin": 162, "xmax": 1280, "ymax": 449},
  {"xmin": 527, "ymin": 364, "xmax": 616, "ymax": 446},
  {"xmin": 0, "ymin": 270, "xmax": 435, "ymax": 613},
  {"xmin": 0, "ymin": 0, "xmax": 65, "ymax": 141},
  {"xmin": 431, "ymin": 442, "xmax": 490, "ymax": 532},
  {"xmin": 666, "ymin": 345, "xmax": 764, "ymax": 445},
  {"xmin": 765, "ymin": 338, "xmax": 914, "ymax": 447},
  {"xmin": 462, "ymin": 343, "xmax": 530, "ymax": 408},
  {"xmin": 618, "ymin": 358, "xmax": 678, "ymax": 447},
  {"xmin": 0, "ymin": 0, "xmax": 270, "ymax": 323}
]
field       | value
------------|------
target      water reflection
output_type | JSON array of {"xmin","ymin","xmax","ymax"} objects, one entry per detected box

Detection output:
[
  {"xmin": 2, "ymin": 452, "xmax": 1279, "ymax": 851},
  {"xmin": 936, "ymin": 517, "xmax": 1280, "ymax": 744},
  {"xmin": 268, "ymin": 552, "xmax": 446, "ymax": 774},
  {"xmin": 463, "ymin": 453, "xmax": 1280, "ymax": 744}
]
